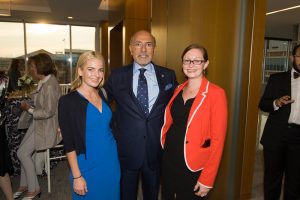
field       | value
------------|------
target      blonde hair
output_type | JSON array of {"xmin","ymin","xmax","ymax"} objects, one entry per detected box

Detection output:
[{"xmin": 71, "ymin": 51, "xmax": 105, "ymax": 91}]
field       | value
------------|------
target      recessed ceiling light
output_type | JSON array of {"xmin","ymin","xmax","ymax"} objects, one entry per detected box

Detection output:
[
  {"xmin": 266, "ymin": 5, "xmax": 300, "ymax": 15},
  {"xmin": 0, "ymin": 9, "xmax": 11, "ymax": 16},
  {"xmin": 67, "ymin": 16, "xmax": 73, "ymax": 19}
]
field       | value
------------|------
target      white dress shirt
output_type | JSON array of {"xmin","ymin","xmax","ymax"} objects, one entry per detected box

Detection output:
[
  {"xmin": 288, "ymin": 69, "xmax": 300, "ymax": 124},
  {"xmin": 132, "ymin": 62, "xmax": 159, "ymax": 112}
]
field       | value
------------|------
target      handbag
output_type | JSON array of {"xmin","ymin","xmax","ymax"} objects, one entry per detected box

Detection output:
[{"xmin": 17, "ymin": 110, "xmax": 33, "ymax": 130}]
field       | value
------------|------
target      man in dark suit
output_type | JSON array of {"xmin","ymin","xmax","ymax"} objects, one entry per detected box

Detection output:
[
  {"xmin": 105, "ymin": 30, "xmax": 177, "ymax": 200},
  {"xmin": 259, "ymin": 44, "xmax": 300, "ymax": 200}
]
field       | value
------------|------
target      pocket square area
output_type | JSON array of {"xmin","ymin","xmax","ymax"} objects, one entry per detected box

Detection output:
[{"xmin": 164, "ymin": 83, "xmax": 173, "ymax": 91}]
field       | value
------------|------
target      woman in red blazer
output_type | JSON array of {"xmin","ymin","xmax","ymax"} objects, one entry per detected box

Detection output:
[{"xmin": 160, "ymin": 44, "xmax": 228, "ymax": 199}]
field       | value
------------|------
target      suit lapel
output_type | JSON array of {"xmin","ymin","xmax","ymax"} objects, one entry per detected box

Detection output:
[
  {"xmin": 125, "ymin": 64, "xmax": 147, "ymax": 118},
  {"xmin": 148, "ymin": 65, "xmax": 164, "ymax": 116},
  {"xmin": 154, "ymin": 66, "xmax": 164, "ymax": 92}
]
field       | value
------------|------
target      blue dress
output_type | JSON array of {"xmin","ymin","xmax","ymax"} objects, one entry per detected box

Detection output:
[{"xmin": 71, "ymin": 101, "xmax": 120, "ymax": 200}]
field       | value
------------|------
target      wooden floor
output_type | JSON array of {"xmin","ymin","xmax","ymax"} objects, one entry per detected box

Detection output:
[{"xmin": 1, "ymin": 151, "xmax": 266, "ymax": 200}]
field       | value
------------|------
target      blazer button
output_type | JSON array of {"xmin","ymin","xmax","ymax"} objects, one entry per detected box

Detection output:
[{"xmin": 186, "ymin": 141, "xmax": 189, "ymax": 144}]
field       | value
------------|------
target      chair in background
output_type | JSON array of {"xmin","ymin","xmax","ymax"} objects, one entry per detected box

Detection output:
[
  {"xmin": 45, "ymin": 144, "xmax": 66, "ymax": 193},
  {"xmin": 59, "ymin": 83, "xmax": 71, "ymax": 95}
]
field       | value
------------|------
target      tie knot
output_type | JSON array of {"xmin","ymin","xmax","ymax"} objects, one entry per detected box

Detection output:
[
  {"xmin": 294, "ymin": 71, "xmax": 300, "ymax": 79},
  {"xmin": 139, "ymin": 68, "xmax": 146, "ymax": 75}
]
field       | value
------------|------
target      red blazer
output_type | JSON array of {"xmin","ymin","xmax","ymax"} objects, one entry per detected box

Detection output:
[{"xmin": 160, "ymin": 77, "xmax": 227, "ymax": 188}]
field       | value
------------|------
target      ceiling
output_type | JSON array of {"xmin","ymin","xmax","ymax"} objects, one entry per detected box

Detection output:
[
  {"xmin": 0, "ymin": 0, "xmax": 110, "ymax": 25},
  {"xmin": 265, "ymin": 0, "xmax": 300, "ymax": 40},
  {"xmin": 0, "ymin": 0, "xmax": 299, "ymax": 40}
]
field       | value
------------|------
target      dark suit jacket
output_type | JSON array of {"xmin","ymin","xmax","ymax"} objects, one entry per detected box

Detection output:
[
  {"xmin": 105, "ymin": 63, "xmax": 177, "ymax": 170},
  {"xmin": 259, "ymin": 71, "xmax": 291, "ymax": 147}
]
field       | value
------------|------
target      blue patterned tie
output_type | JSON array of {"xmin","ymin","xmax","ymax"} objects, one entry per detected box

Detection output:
[{"xmin": 137, "ymin": 68, "xmax": 149, "ymax": 116}]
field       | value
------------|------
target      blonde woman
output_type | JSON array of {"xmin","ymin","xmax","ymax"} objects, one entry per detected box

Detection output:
[{"xmin": 58, "ymin": 51, "xmax": 120, "ymax": 199}]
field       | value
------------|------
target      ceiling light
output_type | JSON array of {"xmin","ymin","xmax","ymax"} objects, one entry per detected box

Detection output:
[
  {"xmin": 67, "ymin": 16, "xmax": 73, "ymax": 19},
  {"xmin": 0, "ymin": 9, "xmax": 11, "ymax": 16},
  {"xmin": 266, "ymin": 5, "xmax": 300, "ymax": 15}
]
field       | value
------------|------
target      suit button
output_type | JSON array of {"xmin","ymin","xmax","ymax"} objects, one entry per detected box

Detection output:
[
  {"xmin": 144, "ymin": 135, "xmax": 146, "ymax": 138},
  {"xmin": 186, "ymin": 141, "xmax": 189, "ymax": 144}
]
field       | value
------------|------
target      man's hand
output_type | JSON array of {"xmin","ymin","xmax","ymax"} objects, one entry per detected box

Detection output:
[{"xmin": 275, "ymin": 95, "xmax": 294, "ymax": 107}]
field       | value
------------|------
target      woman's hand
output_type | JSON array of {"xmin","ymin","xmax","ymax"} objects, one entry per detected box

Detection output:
[
  {"xmin": 20, "ymin": 101, "xmax": 30, "ymax": 111},
  {"xmin": 194, "ymin": 182, "xmax": 211, "ymax": 197},
  {"xmin": 73, "ymin": 176, "xmax": 88, "ymax": 196}
]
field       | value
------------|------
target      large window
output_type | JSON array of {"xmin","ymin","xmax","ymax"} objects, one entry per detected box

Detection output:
[
  {"xmin": 26, "ymin": 23, "xmax": 71, "ymax": 83},
  {"xmin": 0, "ymin": 22, "xmax": 25, "ymax": 74},
  {"xmin": 0, "ymin": 22, "xmax": 96, "ymax": 83},
  {"xmin": 70, "ymin": 26, "xmax": 96, "ymax": 80}
]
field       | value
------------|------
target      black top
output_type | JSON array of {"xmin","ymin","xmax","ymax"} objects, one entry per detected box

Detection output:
[
  {"xmin": 163, "ymin": 90, "xmax": 195, "ymax": 170},
  {"xmin": 58, "ymin": 89, "xmax": 107, "ymax": 155}
]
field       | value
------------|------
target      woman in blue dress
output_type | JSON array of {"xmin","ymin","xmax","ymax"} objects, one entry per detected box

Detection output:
[{"xmin": 58, "ymin": 51, "xmax": 120, "ymax": 199}]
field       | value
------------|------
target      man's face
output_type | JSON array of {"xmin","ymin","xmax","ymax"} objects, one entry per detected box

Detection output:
[
  {"xmin": 293, "ymin": 47, "xmax": 300, "ymax": 72},
  {"xmin": 129, "ymin": 31, "xmax": 155, "ymax": 66}
]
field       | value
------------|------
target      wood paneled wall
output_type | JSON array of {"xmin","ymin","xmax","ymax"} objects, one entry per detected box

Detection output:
[
  {"xmin": 123, "ymin": 0, "xmax": 151, "ymax": 65},
  {"xmin": 100, "ymin": 21, "xmax": 109, "ymax": 79}
]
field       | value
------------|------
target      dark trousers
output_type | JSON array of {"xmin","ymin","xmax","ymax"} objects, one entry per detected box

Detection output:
[
  {"xmin": 263, "ymin": 125, "xmax": 300, "ymax": 200},
  {"xmin": 120, "ymin": 160, "xmax": 160, "ymax": 200}
]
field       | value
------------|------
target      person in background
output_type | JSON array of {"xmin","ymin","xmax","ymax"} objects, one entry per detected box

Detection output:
[
  {"xmin": 259, "ymin": 44, "xmax": 300, "ymax": 200},
  {"xmin": 7, "ymin": 59, "xmax": 21, "ymax": 92},
  {"xmin": 105, "ymin": 30, "xmax": 177, "ymax": 200},
  {"xmin": 0, "ymin": 72, "xmax": 14, "ymax": 200},
  {"xmin": 58, "ymin": 51, "xmax": 120, "ymax": 200},
  {"xmin": 13, "ymin": 53, "xmax": 61, "ymax": 200},
  {"xmin": 161, "ymin": 44, "xmax": 228, "ymax": 199}
]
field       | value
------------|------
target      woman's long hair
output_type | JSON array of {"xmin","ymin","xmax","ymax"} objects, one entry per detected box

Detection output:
[{"xmin": 71, "ymin": 51, "xmax": 105, "ymax": 91}]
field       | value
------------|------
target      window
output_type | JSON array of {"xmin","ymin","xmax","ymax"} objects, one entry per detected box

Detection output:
[
  {"xmin": 26, "ymin": 23, "xmax": 71, "ymax": 83},
  {"xmin": 0, "ymin": 22, "xmax": 25, "ymax": 74},
  {"xmin": 70, "ymin": 26, "xmax": 96, "ymax": 80},
  {"xmin": 0, "ymin": 22, "xmax": 96, "ymax": 84}
]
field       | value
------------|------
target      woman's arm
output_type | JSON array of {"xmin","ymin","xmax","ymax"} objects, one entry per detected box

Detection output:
[{"xmin": 66, "ymin": 151, "xmax": 88, "ymax": 196}]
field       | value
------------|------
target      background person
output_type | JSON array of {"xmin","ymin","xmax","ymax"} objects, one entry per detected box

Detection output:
[
  {"xmin": 105, "ymin": 30, "xmax": 177, "ymax": 200},
  {"xmin": 59, "ymin": 51, "xmax": 120, "ymax": 200},
  {"xmin": 0, "ymin": 72, "xmax": 14, "ymax": 200},
  {"xmin": 259, "ymin": 44, "xmax": 300, "ymax": 200},
  {"xmin": 161, "ymin": 44, "xmax": 228, "ymax": 199},
  {"xmin": 7, "ymin": 59, "xmax": 21, "ymax": 92},
  {"xmin": 13, "ymin": 53, "xmax": 61, "ymax": 199}
]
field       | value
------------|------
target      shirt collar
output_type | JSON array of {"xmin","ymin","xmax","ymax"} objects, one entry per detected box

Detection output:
[
  {"xmin": 37, "ymin": 74, "xmax": 51, "ymax": 90},
  {"xmin": 133, "ymin": 62, "xmax": 154, "ymax": 74}
]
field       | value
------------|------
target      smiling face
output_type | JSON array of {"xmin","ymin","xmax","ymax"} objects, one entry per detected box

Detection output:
[
  {"xmin": 182, "ymin": 48, "xmax": 209, "ymax": 79},
  {"xmin": 129, "ymin": 30, "xmax": 155, "ymax": 66},
  {"xmin": 78, "ymin": 58, "xmax": 104, "ymax": 88}
]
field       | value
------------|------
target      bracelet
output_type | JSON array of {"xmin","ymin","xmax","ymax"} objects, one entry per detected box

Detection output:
[{"xmin": 73, "ymin": 175, "xmax": 82, "ymax": 179}]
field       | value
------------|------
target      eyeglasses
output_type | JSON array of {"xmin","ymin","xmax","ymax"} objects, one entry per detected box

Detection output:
[
  {"xmin": 131, "ymin": 42, "xmax": 154, "ymax": 49},
  {"xmin": 182, "ymin": 59, "xmax": 206, "ymax": 65}
]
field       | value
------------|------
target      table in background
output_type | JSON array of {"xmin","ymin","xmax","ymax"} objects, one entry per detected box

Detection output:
[{"xmin": 3, "ymin": 97, "xmax": 26, "ymax": 175}]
